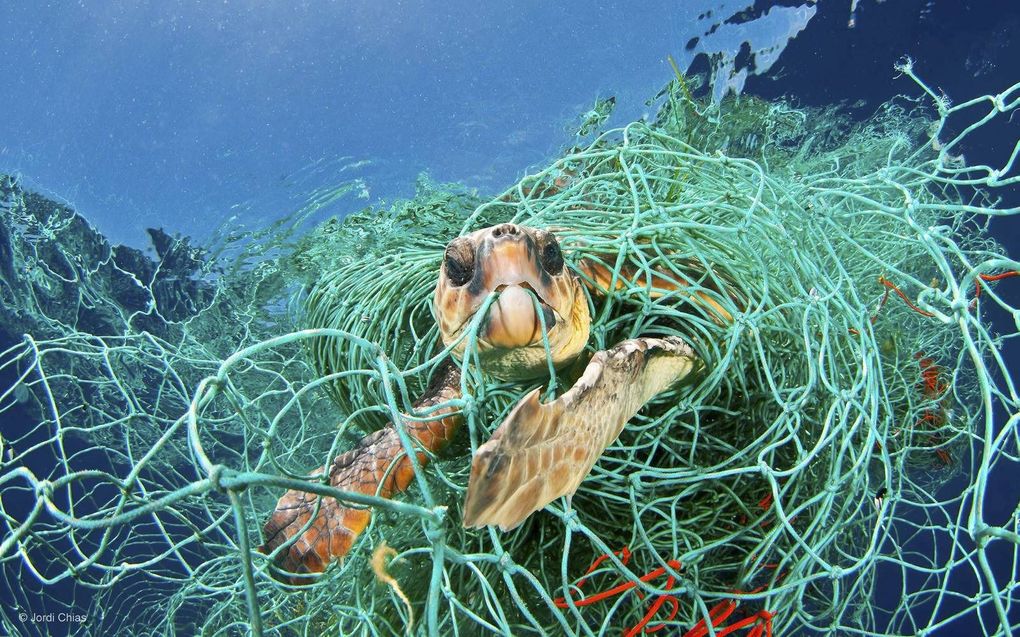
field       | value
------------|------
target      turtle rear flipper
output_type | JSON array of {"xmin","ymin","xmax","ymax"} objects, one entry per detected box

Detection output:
[
  {"xmin": 462, "ymin": 336, "xmax": 700, "ymax": 531},
  {"xmin": 260, "ymin": 362, "xmax": 461, "ymax": 584}
]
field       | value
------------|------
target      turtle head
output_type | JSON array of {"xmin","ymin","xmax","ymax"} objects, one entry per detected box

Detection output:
[{"xmin": 434, "ymin": 223, "xmax": 591, "ymax": 380}]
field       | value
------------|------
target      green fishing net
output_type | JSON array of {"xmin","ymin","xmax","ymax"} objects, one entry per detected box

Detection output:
[{"xmin": 1, "ymin": 64, "xmax": 1018, "ymax": 636}]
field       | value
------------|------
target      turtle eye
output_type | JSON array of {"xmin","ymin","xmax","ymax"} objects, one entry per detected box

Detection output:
[
  {"xmin": 444, "ymin": 242, "xmax": 474, "ymax": 287},
  {"xmin": 540, "ymin": 238, "xmax": 564, "ymax": 275}
]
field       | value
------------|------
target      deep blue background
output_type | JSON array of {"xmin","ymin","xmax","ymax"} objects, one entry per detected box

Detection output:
[
  {"xmin": 1, "ymin": 1, "xmax": 1017, "ymax": 635},
  {"xmin": 744, "ymin": 2, "xmax": 1019, "ymax": 635}
]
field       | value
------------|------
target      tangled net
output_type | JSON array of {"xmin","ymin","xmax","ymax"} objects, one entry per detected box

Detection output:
[{"xmin": 1, "ymin": 65, "xmax": 1018, "ymax": 636}]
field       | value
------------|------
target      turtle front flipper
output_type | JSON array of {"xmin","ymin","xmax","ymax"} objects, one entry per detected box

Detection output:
[
  {"xmin": 260, "ymin": 362, "xmax": 461, "ymax": 584},
  {"xmin": 462, "ymin": 336, "xmax": 700, "ymax": 531},
  {"xmin": 577, "ymin": 255, "xmax": 741, "ymax": 324}
]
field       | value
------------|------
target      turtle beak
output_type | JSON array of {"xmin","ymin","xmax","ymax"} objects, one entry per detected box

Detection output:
[
  {"xmin": 483, "ymin": 284, "xmax": 557, "ymax": 349},
  {"xmin": 476, "ymin": 224, "xmax": 566, "ymax": 310}
]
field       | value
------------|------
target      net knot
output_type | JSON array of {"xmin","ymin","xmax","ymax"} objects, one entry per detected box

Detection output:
[
  {"xmin": 35, "ymin": 479, "xmax": 53, "ymax": 500},
  {"xmin": 430, "ymin": 504, "xmax": 448, "ymax": 524},
  {"xmin": 208, "ymin": 464, "xmax": 226, "ymax": 492},
  {"xmin": 629, "ymin": 472, "xmax": 644, "ymax": 490},
  {"xmin": 424, "ymin": 509, "xmax": 446, "ymax": 543},
  {"xmin": 732, "ymin": 311, "xmax": 757, "ymax": 333},
  {"xmin": 498, "ymin": 550, "xmax": 514, "ymax": 571},
  {"xmin": 561, "ymin": 508, "xmax": 581, "ymax": 531}
]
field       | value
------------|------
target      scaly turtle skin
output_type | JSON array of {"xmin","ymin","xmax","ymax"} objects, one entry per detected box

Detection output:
[{"xmin": 260, "ymin": 223, "xmax": 714, "ymax": 583}]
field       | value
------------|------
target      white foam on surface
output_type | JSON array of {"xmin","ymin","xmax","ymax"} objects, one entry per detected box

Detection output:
[{"xmin": 681, "ymin": 2, "xmax": 819, "ymax": 102}]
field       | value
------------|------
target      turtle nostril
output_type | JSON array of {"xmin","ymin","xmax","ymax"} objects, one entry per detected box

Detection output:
[{"xmin": 492, "ymin": 224, "xmax": 519, "ymax": 238}]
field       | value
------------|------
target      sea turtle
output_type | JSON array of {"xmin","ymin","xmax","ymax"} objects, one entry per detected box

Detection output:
[{"xmin": 260, "ymin": 222, "xmax": 734, "ymax": 582}]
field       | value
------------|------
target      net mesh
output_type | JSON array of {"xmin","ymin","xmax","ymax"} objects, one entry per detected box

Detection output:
[{"xmin": 1, "ymin": 64, "xmax": 1018, "ymax": 636}]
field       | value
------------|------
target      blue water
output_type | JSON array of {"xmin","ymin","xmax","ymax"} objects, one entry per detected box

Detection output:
[
  {"xmin": 1, "ymin": 1, "xmax": 1018, "ymax": 635},
  {"xmin": 2, "ymin": 1, "xmax": 738, "ymax": 248}
]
